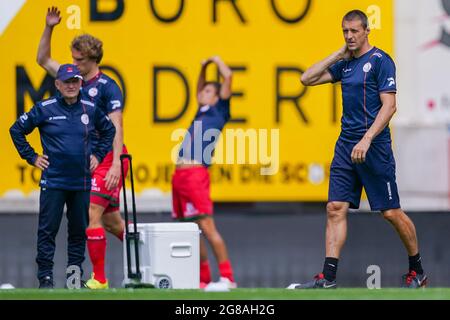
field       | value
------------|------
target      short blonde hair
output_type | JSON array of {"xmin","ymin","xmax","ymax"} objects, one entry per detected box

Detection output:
[{"xmin": 71, "ymin": 34, "xmax": 103, "ymax": 64}]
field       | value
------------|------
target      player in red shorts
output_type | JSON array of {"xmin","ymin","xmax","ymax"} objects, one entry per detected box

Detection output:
[
  {"xmin": 37, "ymin": 7, "xmax": 128, "ymax": 288},
  {"xmin": 172, "ymin": 56, "xmax": 236, "ymax": 289}
]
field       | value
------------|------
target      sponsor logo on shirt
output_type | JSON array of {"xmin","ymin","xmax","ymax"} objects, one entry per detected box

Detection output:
[
  {"xmin": 19, "ymin": 113, "xmax": 28, "ymax": 123},
  {"xmin": 111, "ymin": 100, "xmax": 122, "ymax": 110},
  {"xmin": 48, "ymin": 116, "xmax": 67, "ymax": 121},
  {"xmin": 41, "ymin": 98, "xmax": 57, "ymax": 106},
  {"xmin": 80, "ymin": 99, "xmax": 95, "ymax": 107},
  {"xmin": 387, "ymin": 77, "xmax": 395, "ymax": 87}
]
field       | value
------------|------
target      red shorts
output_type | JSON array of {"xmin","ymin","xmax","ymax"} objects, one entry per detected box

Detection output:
[
  {"xmin": 90, "ymin": 146, "xmax": 129, "ymax": 214},
  {"xmin": 171, "ymin": 166, "xmax": 213, "ymax": 220}
]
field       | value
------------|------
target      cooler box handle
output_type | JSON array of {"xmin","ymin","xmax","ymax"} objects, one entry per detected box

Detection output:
[{"xmin": 170, "ymin": 243, "xmax": 192, "ymax": 257}]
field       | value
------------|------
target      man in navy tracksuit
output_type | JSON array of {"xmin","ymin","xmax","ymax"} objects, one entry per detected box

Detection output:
[{"xmin": 10, "ymin": 64, "xmax": 115, "ymax": 288}]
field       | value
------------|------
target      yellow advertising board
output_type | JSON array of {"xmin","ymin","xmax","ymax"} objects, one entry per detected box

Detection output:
[{"xmin": 0, "ymin": 0, "xmax": 393, "ymax": 201}]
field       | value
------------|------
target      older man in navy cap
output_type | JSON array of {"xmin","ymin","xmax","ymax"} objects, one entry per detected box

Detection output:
[{"xmin": 10, "ymin": 64, "xmax": 115, "ymax": 288}]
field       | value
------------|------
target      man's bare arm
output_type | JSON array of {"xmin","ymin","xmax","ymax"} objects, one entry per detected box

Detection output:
[
  {"xmin": 197, "ymin": 60, "xmax": 210, "ymax": 100},
  {"xmin": 351, "ymin": 92, "xmax": 397, "ymax": 163},
  {"xmin": 301, "ymin": 45, "xmax": 351, "ymax": 86},
  {"xmin": 211, "ymin": 56, "xmax": 233, "ymax": 99},
  {"xmin": 104, "ymin": 111, "xmax": 124, "ymax": 190},
  {"xmin": 364, "ymin": 92, "xmax": 397, "ymax": 141},
  {"xmin": 36, "ymin": 7, "xmax": 61, "ymax": 77}
]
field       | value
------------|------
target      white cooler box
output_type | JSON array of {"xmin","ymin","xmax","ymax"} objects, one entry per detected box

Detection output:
[{"xmin": 123, "ymin": 222, "xmax": 200, "ymax": 289}]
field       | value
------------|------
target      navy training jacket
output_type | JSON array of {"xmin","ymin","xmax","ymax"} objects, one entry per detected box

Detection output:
[{"xmin": 9, "ymin": 94, "xmax": 115, "ymax": 191}]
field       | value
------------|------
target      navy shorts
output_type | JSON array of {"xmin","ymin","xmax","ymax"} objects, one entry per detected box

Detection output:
[{"xmin": 328, "ymin": 138, "xmax": 401, "ymax": 211}]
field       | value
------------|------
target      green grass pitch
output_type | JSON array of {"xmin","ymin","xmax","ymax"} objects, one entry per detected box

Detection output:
[{"xmin": 1, "ymin": 288, "xmax": 450, "ymax": 300}]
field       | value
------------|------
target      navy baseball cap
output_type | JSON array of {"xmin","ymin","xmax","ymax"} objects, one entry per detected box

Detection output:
[{"xmin": 56, "ymin": 64, "xmax": 83, "ymax": 81}]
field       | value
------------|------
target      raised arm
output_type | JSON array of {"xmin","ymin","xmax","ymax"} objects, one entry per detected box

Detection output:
[
  {"xmin": 211, "ymin": 56, "xmax": 232, "ymax": 99},
  {"xmin": 301, "ymin": 45, "xmax": 351, "ymax": 86},
  {"xmin": 197, "ymin": 59, "xmax": 212, "ymax": 99},
  {"xmin": 36, "ymin": 7, "xmax": 62, "ymax": 77}
]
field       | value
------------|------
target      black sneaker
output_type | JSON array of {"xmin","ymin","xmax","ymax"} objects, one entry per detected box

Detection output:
[
  {"xmin": 287, "ymin": 273, "xmax": 337, "ymax": 289},
  {"xmin": 39, "ymin": 276, "xmax": 54, "ymax": 289},
  {"xmin": 401, "ymin": 270, "xmax": 428, "ymax": 288}
]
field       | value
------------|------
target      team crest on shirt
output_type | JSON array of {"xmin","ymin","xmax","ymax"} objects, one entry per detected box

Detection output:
[
  {"xmin": 81, "ymin": 114, "xmax": 89, "ymax": 125},
  {"xmin": 199, "ymin": 105, "xmax": 210, "ymax": 113},
  {"xmin": 363, "ymin": 62, "xmax": 372, "ymax": 73},
  {"xmin": 88, "ymin": 87, "xmax": 98, "ymax": 97}
]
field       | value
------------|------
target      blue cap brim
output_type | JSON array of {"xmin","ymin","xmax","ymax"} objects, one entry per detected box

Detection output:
[{"xmin": 59, "ymin": 74, "xmax": 83, "ymax": 81}]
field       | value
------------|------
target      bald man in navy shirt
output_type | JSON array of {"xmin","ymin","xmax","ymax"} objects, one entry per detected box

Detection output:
[{"xmin": 288, "ymin": 10, "xmax": 427, "ymax": 289}]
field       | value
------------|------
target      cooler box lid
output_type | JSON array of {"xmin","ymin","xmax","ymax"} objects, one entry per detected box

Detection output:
[{"xmin": 138, "ymin": 222, "xmax": 199, "ymax": 233}]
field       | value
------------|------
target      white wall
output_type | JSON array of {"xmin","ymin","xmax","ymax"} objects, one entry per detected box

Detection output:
[{"xmin": 393, "ymin": 0, "xmax": 450, "ymax": 210}]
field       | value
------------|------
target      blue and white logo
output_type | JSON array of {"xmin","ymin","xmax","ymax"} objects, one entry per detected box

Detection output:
[
  {"xmin": 387, "ymin": 77, "xmax": 395, "ymax": 87},
  {"xmin": 363, "ymin": 62, "xmax": 372, "ymax": 73},
  {"xmin": 88, "ymin": 87, "xmax": 98, "ymax": 97},
  {"xmin": 81, "ymin": 114, "xmax": 89, "ymax": 125},
  {"xmin": 200, "ymin": 105, "xmax": 210, "ymax": 113}
]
